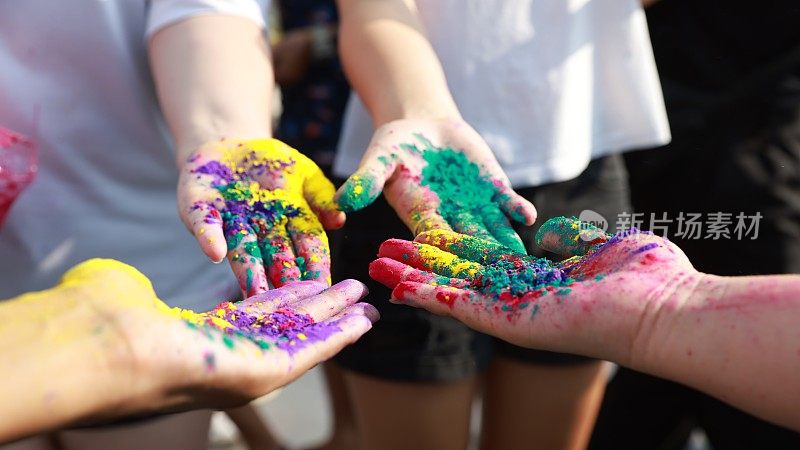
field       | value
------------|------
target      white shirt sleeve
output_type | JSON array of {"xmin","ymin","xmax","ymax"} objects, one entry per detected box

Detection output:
[{"xmin": 146, "ymin": 0, "xmax": 268, "ymax": 37}]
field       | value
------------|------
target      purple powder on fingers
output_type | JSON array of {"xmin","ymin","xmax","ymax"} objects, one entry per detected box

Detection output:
[
  {"xmin": 633, "ymin": 242, "xmax": 660, "ymax": 254},
  {"xmin": 202, "ymin": 302, "xmax": 341, "ymax": 354}
]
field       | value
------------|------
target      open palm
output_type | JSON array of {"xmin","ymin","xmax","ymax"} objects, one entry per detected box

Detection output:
[
  {"xmin": 335, "ymin": 118, "xmax": 537, "ymax": 253},
  {"xmin": 178, "ymin": 139, "xmax": 345, "ymax": 296},
  {"xmin": 368, "ymin": 217, "xmax": 698, "ymax": 355},
  {"xmin": 57, "ymin": 259, "xmax": 377, "ymax": 416}
]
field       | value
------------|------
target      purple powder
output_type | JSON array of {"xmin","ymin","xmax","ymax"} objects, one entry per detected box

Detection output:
[
  {"xmin": 213, "ymin": 304, "xmax": 341, "ymax": 354},
  {"xmin": 192, "ymin": 161, "xmax": 234, "ymax": 187},
  {"xmin": 633, "ymin": 242, "xmax": 660, "ymax": 254}
]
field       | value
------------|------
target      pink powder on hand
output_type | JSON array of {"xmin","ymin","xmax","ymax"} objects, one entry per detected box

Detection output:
[{"xmin": 0, "ymin": 128, "xmax": 37, "ymax": 226}]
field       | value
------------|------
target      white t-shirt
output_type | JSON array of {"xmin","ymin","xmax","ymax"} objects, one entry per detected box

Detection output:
[
  {"xmin": 334, "ymin": 0, "xmax": 671, "ymax": 188},
  {"xmin": 0, "ymin": 0, "xmax": 267, "ymax": 310}
]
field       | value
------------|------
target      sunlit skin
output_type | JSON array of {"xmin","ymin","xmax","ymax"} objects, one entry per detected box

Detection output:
[
  {"xmin": 178, "ymin": 138, "xmax": 346, "ymax": 295},
  {"xmin": 369, "ymin": 219, "xmax": 800, "ymax": 431},
  {"xmin": 0, "ymin": 259, "xmax": 378, "ymax": 443},
  {"xmin": 335, "ymin": 120, "xmax": 537, "ymax": 252}
]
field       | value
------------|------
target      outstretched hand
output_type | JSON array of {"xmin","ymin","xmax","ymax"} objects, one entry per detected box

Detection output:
[
  {"xmin": 5, "ymin": 259, "xmax": 377, "ymax": 428},
  {"xmin": 178, "ymin": 139, "xmax": 345, "ymax": 296},
  {"xmin": 335, "ymin": 118, "xmax": 537, "ymax": 253},
  {"xmin": 369, "ymin": 217, "xmax": 699, "ymax": 357}
]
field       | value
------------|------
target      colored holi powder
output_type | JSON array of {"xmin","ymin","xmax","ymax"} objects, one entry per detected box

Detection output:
[
  {"xmin": 245, "ymin": 268, "xmax": 254, "ymax": 293},
  {"xmin": 634, "ymin": 243, "xmax": 660, "ymax": 254},
  {"xmin": 203, "ymin": 351, "xmax": 216, "ymax": 371},
  {"xmin": 416, "ymin": 142, "xmax": 525, "ymax": 253},
  {"xmin": 336, "ymin": 134, "xmax": 524, "ymax": 252},
  {"xmin": 53, "ymin": 258, "xmax": 342, "ymax": 358},
  {"xmin": 400, "ymin": 218, "xmax": 661, "ymax": 316},
  {"xmin": 190, "ymin": 139, "xmax": 334, "ymax": 284},
  {"xmin": 534, "ymin": 216, "xmax": 608, "ymax": 257},
  {"xmin": 413, "ymin": 243, "xmax": 482, "ymax": 279},
  {"xmin": 168, "ymin": 300, "xmax": 340, "ymax": 354},
  {"xmin": 419, "ymin": 229, "xmax": 514, "ymax": 265},
  {"xmin": 337, "ymin": 173, "xmax": 375, "ymax": 212},
  {"xmin": 466, "ymin": 254, "xmax": 574, "ymax": 313}
]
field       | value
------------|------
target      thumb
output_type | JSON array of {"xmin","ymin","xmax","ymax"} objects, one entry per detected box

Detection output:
[
  {"xmin": 303, "ymin": 163, "xmax": 346, "ymax": 229},
  {"xmin": 535, "ymin": 217, "xmax": 609, "ymax": 258},
  {"xmin": 335, "ymin": 153, "xmax": 397, "ymax": 213}
]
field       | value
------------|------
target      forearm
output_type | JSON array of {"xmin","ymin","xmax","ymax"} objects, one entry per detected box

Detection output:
[
  {"xmin": 633, "ymin": 274, "xmax": 800, "ymax": 430},
  {"xmin": 337, "ymin": 0, "xmax": 460, "ymax": 125},
  {"xmin": 148, "ymin": 15, "xmax": 274, "ymax": 162},
  {"xmin": 0, "ymin": 292, "xmax": 132, "ymax": 443}
]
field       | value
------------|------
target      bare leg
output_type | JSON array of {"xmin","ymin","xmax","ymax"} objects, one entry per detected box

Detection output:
[
  {"xmin": 57, "ymin": 410, "xmax": 212, "ymax": 450},
  {"xmin": 225, "ymin": 404, "xmax": 282, "ymax": 450},
  {"xmin": 312, "ymin": 363, "xmax": 359, "ymax": 450},
  {"xmin": 344, "ymin": 370, "xmax": 477, "ymax": 450},
  {"xmin": 0, "ymin": 436, "xmax": 57, "ymax": 450},
  {"xmin": 480, "ymin": 358, "xmax": 609, "ymax": 450}
]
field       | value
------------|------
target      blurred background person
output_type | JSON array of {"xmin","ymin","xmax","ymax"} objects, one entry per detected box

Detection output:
[{"xmin": 589, "ymin": 1, "xmax": 800, "ymax": 449}]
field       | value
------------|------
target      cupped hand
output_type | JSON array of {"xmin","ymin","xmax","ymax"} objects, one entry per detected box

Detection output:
[
  {"xmin": 368, "ymin": 217, "xmax": 700, "ymax": 356},
  {"xmin": 178, "ymin": 138, "xmax": 345, "ymax": 295},
  {"xmin": 57, "ymin": 259, "xmax": 378, "ymax": 416},
  {"xmin": 335, "ymin": 118, "xmax": 537, "ymax": 253}
]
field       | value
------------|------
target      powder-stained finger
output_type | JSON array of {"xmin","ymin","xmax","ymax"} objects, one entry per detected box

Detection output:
[
  {"xmin": 369, "ymin": 257, "xmax": 471, "ymax": 289},
  {"xmin": 449, "ymin": 209, "xmax": 498, "ymax": 243},
  {"xmin": 392, "ymin": 283, "xmax": 532, "ymax": 346},
  {"xmin": 279, "ymin": 303, "xmax": 377, "ymax": 378},
  {"xmin": 414, "ymin": 230, "xmax": 511, "ymax": 265},
  {"xmin": 535, "ymin": 217, "xmax": 609, "ymax": 257},
  {"xmin": 289, "ymin": 279, "xmax": 369, "ymax": 321},
  {"xmin": 240, "ymin": 280, "xmax": 328, "ymax": 309},
  {"xmin": 377, "ymin": 239, "xmax": 481, "ymax": 279},
  {"xmin": 382, "ymin": 167, "xmax": 451, "ymax": 235},
  {"xmin": 335, "ymin": 152, "xmax": 397, "ymax": 213},
  {"xmin": 408, "ymin": 206, "xmax": 451, "ymax": 236},
  {"xmin": 303, "ymin": 163, "xmax": 346, "ymax": 229},
  {"xmin": 480, "ymin": 206, "xmax": 527, "ymax": 254},
  {"xmin": 493, "ymin": 184, "xmax": 537, "ymax": 226},
  {"xmin": 231, "ymin": 139, "xmax": 290, "ymax": 190},
  {"xmin": 391, "ymin": 282, "xmax": 474, "ymax": 317},
  {"xmin": 225, "ymin": 223, "xmax": 269, "ymax": 296},
  {"xmin": 182, "ymin": 195, "xmax": 228, "ymax": 263},
  {"xmin": 286, "ymin": 206, "xmax": 331, "ymax": 285},
  {"xmin": 259, "ymin": 224, "xmax": 302, "ymax": 287}
]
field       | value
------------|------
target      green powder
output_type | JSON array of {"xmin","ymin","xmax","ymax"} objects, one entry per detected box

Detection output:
[
  {"xmin": 535, "ymin": 216, "xmax": 607, "ymax": 257},
  {"xmin": 443, "ymin": 233, "xmax": 515, "ymax": 265},
  {"xmin": 420, "ymin": 148, "xmax": 525, "ymax": 253},
  {"xmin": 337, "ymin": 174, "xmax": 376, "ymax": 213},
  {"xmin": 244, "ymin": 241, "xmax": 261, "ymax": 260}
]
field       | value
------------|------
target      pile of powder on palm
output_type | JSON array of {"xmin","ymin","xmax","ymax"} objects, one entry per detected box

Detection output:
[
  {"xmin": 415, "ymin": 141, "xmax": 523, "ymax": 253},
  {"xmin": 175, "ymin": 301, "xmax": 340, "ymax": 353}
]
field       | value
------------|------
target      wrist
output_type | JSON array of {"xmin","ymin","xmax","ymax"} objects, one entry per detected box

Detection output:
[
  {"xmin": 626, "ymin": 271, "xmax": 724, "ymax": 370},
  {"xmin": 0, "ymin": 292, "xmax": 137, "ymax": 440},
  {"xmin": 374, "ymin": 100, "xmax": 462, "ymax": 127}
]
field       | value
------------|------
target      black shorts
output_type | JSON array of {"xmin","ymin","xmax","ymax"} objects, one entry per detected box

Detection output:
[{"xmin": 330, "ymin": 154, "xmax": 631, "ymax": 382}]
